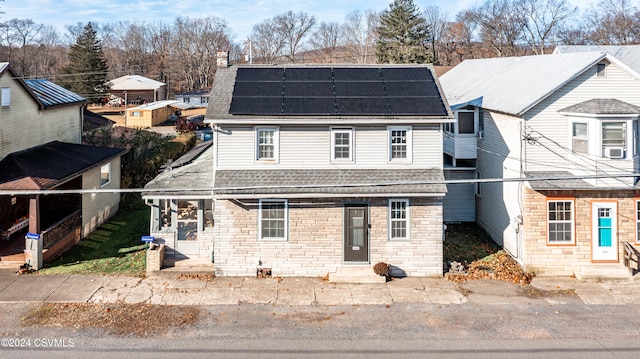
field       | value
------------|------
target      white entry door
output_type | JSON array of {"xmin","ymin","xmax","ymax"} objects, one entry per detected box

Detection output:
[{"xmin": 591, "ymin": 202, "xmax": 618, "ymax": 262}]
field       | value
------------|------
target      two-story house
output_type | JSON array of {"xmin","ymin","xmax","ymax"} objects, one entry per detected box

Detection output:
[
  {"xmin": 143, "ymin": 57, "xmax": 453, "ymax": 278},
  {"xmin": 0, "ymin": 63, "xmax": 126, "ymax": 263},
  {"xmin": 440, "ymin": 52, "xmax": 640, "ymax": 278}
]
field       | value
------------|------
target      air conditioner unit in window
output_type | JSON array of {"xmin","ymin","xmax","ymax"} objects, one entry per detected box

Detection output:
[{"xmin": 604, "ymin": 147, "xmax": 625, "ymax": 159}]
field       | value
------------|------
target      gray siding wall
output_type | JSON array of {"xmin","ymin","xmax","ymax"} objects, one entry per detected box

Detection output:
[
  {"xmin": 443, "ymin": 169, "xmax": 476, "ymax": 222},
  {"xmin": 215, "ymin": 124, "xmax": 443, "ymax": 170}
]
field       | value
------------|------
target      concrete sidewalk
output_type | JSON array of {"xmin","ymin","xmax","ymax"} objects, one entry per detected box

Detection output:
[{"xmin": 0, "ymin": 268, "xmax": 637, "ymax": 306}]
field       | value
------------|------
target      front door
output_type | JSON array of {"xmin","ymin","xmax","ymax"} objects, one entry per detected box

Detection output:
[
  {"xmin": 175, "ymin": 200, "xmax": 200, "ymax": 257},
  {"xmin": 592, "ymin": 202, "xmax": 618, "ymax": 262},
  {"xmin": 344, "ymin": 205, "xmax": 369, "ymax": 262}
]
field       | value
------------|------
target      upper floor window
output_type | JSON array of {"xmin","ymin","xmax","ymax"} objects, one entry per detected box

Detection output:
[
  {"xmin": 571, "ymin": 122, "xmax": 588, "ymax": 154},
  {"xmin": 388, "ymin": 126, "xmax": 412, "ymax": 162},
  {"xmin": 256, "ymin": 127, "xmax": 279, "ymax": 162},
  {"xmin": 259, "ymin": 199, "xmax": 288, "ymax": 241},
  {"xmin": 457, "ymin": 111, "xmax": 475, "ymax": 134},
  {"xmin": 1, "ymin": 87, "xmax": 10, "ymax": 107},
  {"xmin": 548, "ymin": 199, "xmax": 574, "ymax": 245},
  {"xmin": 602, "ymin": 122, "xmax": 625, "ymax": 158},
  {"xmin": 596, "ymin": 63, "xmax": 607, "ymax": 77},
  {"xmin": 331, "ymin": 128, "xmax": 353, "ymax": 162},
  {"xmin": 100, "ymin": 163, "xmax": 111, "ymax": 187}
]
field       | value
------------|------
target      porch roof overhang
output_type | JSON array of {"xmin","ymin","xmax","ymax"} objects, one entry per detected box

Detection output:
[
  {"xmin": 524, "ymin": 171, "xmax": 638, "ymax": 191},
  {"xmin": 0, "ymin": 141, "xmax": 127, "ymax": 190},
  {"xmin": 212, "ymin": 168, "xmax": 447, "ymax": 198}
]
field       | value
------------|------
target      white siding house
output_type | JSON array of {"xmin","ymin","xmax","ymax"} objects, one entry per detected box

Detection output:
[
  {"xmin": 441, "ymin": 51, "xmax": 640, "ymax": 278},
  {"xmin": 144, "ymin": 60, "xmax": 454, "ymax": 278}
]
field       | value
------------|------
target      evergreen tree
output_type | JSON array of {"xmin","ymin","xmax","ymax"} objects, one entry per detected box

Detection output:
[
  {"xmin": 59, "ymin": 22, "xmax": 109, "ymax": 102},
  {"xmin": 376, "ymin": 0, "xmax": 431, "ymax": 64}
]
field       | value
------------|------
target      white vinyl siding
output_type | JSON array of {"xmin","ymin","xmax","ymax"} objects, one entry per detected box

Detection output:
[
  {"xmin": 216, "ymin": 125, "xmax": 441, "ymax": 169},
  {"xmin": 389, "ymin": 199, "xmax": 410, "ymax": 241},
  {"xmin": 258, "ymin": 200, "xmax": 287, "ymax": 241}
]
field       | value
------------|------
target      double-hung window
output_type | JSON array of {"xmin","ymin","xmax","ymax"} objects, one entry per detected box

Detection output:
[
  {"xmin": 331, "ymin": 128, "xmax": 353, "ymax": 161},
  {"xmin": 256, "ymin": 127, "xmax": 278, "ymax": 162},
  {"xmin": 602, "ymin": 122, "xmax": 625, "ymax": 158},
  {"xmin": 547, "ymin": 200, "xmax": 574, "ymax": 245},
  {"xmin": 388, "ymin": 126, "xmax": 412, "ymax": 162},
  {"xmin": 572, "ymin": 122, "xmax": 588, "ymax": 154},
  {"xmin": 259, "ymin": 200, "xmax": 287, "ymax": 241},
  {"xmin": 389, "ymin": 199, "xmax": 410, "ymax": 241}
]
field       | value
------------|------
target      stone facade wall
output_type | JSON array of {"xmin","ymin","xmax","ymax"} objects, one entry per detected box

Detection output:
[
  {"xmin": 213, "ymin": 197, "xmax": 443, "ymax": 277},
  {"xmin": 522, "ymin": 187, "xmax": 638, "ymax": 276}
]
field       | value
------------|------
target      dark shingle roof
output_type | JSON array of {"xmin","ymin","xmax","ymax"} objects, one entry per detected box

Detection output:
[
  {"xmin": 525, "ymin": 171, "xmax": 594, "ymax": 190},
  {"xmin": 84, "ymin": 109, "xmax": 115, "ymax": 131},
  {"xmin": 559, "ymin": 99, "xmax": 640, "ymax": 115},
  {"xmin": 214, "ymin": 169, "xmax": 446, "ymax": 196},
  {"xmin": 0, "ymin": 141, "xmax": 126, "ymax": 190}
]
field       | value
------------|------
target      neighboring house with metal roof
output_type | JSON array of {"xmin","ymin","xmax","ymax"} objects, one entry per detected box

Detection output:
[
  {"xmin": 175, "ymin": 87, "xmax": 211, "ymax": 106},
  {"xmin": 125, "ymin": 100, "xmax": 207, "ymax": 128},
  {"xmin": 143, "ymin": 57, "xmax": 454, "ymax": 279},
  {"xmin": 109, "ymin": 75, "xmax": 166, "ymax": 104},
  {"xmin": 554, "ymin": 45, "xmax": 640, "ymax": 73},
  {"xmin": 440, "ymin": 52, "xmax": 640, "ymax": 278},
  {"xmin": 0, "ymin": 63, "xmax": 127, "ymax": 265}
]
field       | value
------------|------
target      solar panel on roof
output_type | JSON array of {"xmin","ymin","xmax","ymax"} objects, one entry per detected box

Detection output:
[
  {"xmin": 283, "ymin": 97, "xmax": 335, "ymax": 114},
  {"xmin": 335, "ymin": 81, "xmax": 386, "ymax": 97},
  {"xmin": 336, "ymin": 98, "xmax": 390, "ymax": 114},
  {"xmin": 333, "ymin": 68, "xmax": 381, "ymax": 81},
  {"xmin": 285, "ymin": 68, "xmax": 333, "ymax": 81},
  {"xmin": 229, "ymin": 66, "xmax": 448, "ymax": 116},
  {"xmin": 232, "ymin": 81, "xmax": 283, "ymax": 97},
  {"xmin": 235, "ymin": 68, "xmax": 284, "ymax": 82},
  {"xmin": 284, "ymin": 81, "xmax": 333, "ymax": 97}
]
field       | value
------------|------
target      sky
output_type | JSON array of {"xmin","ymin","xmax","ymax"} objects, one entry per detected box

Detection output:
[{"xmin": 2, "ymin": 0, "xmax": 486, "ymax": 42}]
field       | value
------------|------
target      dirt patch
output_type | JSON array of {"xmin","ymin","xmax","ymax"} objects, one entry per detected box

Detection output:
[
  {"xmin": 23, "ymin": 303, "xmax": 199, "ymax": 337},
  {"xmin": 448, "ymin": 251, "xmax": 534, "ymax": 285}
]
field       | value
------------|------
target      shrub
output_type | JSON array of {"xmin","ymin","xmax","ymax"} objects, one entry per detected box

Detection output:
[{"xmin": 373, "ymin": 262, "xmax": 390, "ymax": 276}]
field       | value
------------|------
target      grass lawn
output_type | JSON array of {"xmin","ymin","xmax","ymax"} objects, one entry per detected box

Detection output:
[{"xmin": 39, "ymin": 203, "xmax": 149, "ymax": 276}]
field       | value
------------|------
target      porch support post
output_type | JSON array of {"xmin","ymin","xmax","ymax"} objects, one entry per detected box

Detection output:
[{"xmin": 28, "ymin": 195, "xmax": 40, "ymax": 234}]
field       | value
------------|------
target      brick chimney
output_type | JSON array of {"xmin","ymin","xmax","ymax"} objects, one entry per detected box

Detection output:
[{"xmin": 217, "ymin": 51, "xmax": 229, "ymax": 68}]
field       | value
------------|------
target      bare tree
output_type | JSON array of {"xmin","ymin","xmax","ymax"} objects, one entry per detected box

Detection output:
[
  {"xmin": 275, "ymin": 11, "xmax": 316, "ymax": 63},
  {"xmin": 466, "ymin": 0, "xmax": 525, "ymax": 57},
  {"xmin": 517, "ymin": 0, "xmax": 578, "ymax": 54},
  {"xmin": 250, "ymin": 17, "xmax": 287, "ymax": 63},
  {"xmin": 34, "ymin": 25, "xmax": 66, "ymax": 77},
  {"xmin": 6, "ymin": 18, "xmax": 43, "ymax": 75},
  {"xmin": 423, "ymin": 5, "xmax": 449, "ymax": 65},
  {"xmin": 308, "ymin": 21, "xmax": 340, "ymax": 62},
  {"xmin": 112, "ymin": 21, "xmax": 152, "ymax": 75},
  {"xmin": 340, "ymin": 9, "xmax": 379, "ymax": 64},
  {"xmin": 584, "ymin": 0, "xmax": 640, "ymax": 44}
]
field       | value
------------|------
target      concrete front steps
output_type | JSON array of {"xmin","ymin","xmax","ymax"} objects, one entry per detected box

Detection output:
[
  {"xmin": 148, "ymin": 257, "xmax": 215, "ymax": 278},
  {"xmin": 328, "ymin": 266, "xmax": 387, "ymax": 284},
  {"xmin": 574, "ymin": 264, "xmax": 632, "ymax": 280}
]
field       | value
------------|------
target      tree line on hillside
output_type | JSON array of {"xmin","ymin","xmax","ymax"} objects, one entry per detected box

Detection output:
[{"xmin": 1, "ymin": 0, "xmax": 639, "ymax": 103}]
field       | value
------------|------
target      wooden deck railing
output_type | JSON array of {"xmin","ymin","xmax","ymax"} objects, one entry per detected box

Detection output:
[{"xmin": 623, "ymin": 241, "xmax": 639, "ymax": 273}]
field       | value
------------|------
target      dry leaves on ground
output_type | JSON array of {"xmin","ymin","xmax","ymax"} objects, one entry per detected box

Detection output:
[
  {"xmin": 447, "ymin": 250, "xmax": 534, "ymax": 285},
  {"xmin": 23, "ymin": 303, "xmax": 199, "ymax": 337}
]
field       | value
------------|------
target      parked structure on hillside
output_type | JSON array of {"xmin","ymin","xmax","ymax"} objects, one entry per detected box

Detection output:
[{"xmin": 110, "ymin": 75, "xmax": 166, "ymax": 104}]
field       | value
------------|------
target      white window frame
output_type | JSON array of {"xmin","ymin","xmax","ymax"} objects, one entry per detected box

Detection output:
[
  {"xmin": 547, "ymin": 199, "xmax": 575, "ymax": 245},
  {"xmin": 388, "ymin": 126, "xmax": 412, "ymax": 163},
  {"xmin": 1, "ymin": 87, "xmax": 10, "ymax": 107},
  {"xmin": 571, "ymin": 122, "xmax": 589, "ymax": 154},
  {"xmin": 388, "ymin": 199, "xmax": 410, "ymax": 241},
  {"xmin": 255, "ymin": 127, "xmax": 279, "ymax": 162},
  {"xmin": 601, "ymin": 121, "xmax": 626, "ymax": 158},
  {"xmin": 331, "ymin": 128, "xmax": 354, "ymax": 162},
  {"xmin": 100, "ymin": 163, "xmax": 111, "ymax": 187},
  {"xmin": 258, "ymin": 199, "xmax": 288, "ymax": 241}
]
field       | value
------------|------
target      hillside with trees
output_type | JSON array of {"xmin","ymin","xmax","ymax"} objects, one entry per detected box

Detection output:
[{"xmin": 0, "ymin": 0, "xmax": 638, "ymax": 101}]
